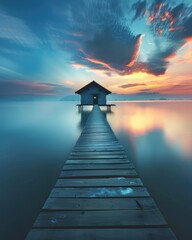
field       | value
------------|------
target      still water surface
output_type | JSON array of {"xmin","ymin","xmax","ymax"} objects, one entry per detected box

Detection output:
[
  {"xmin": 108, "ymin": 101, "xmax": 192, "ymax": 240},
  {"xmin": 0, "ymin": 101, "xmax": 191, "ymax": 240}
]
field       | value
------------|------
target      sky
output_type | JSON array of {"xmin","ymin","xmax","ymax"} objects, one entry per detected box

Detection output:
[{"xmin": 0, "ymin": 0, "xmax": 192, "ymax": 99}]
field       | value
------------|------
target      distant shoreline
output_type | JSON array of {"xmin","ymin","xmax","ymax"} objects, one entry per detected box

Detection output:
[{"xmin": 0, "ymin": 97, "xmax": 192, "ymax": 102}]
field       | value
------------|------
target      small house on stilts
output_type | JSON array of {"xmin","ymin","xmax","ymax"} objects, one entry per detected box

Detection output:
[{"xmin": 75, "ymin": 81, "xmax": 115, "ymax": 111}]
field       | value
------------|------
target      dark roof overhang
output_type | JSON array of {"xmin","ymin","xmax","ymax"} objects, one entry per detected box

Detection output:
[{"xmin": 75, "ymin": 81, "xmax": 111, "ymax": 95}]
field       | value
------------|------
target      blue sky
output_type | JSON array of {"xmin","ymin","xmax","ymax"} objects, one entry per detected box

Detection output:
[{"xmin": 0, "ymin": 0, "xmax": 192, "ymax": 98}]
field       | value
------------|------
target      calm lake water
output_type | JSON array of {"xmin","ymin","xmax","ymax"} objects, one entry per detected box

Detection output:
[{"xmin": 0, "ymin": 100, "xmax": 191, "ymax": 240}]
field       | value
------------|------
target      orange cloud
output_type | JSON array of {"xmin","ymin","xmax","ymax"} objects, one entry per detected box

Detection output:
[
  {"xmin": 127, "ymin": 34, "xmax": 144, "ymax": 67},
  {"xmin": 148, "ymin": 14, "xmax": 155, "ymax": 23},
  {"xmin": 168, "ymin": 41, "xmax": 192, "ymax": 64},
  {"xmin": 168, "ymin": 26, "xmax": 183, "ymax": 32},
  {"xmin": 72, "ymin": 63, "xmax": 87, "ymax": 69},
  {"xmin": 156, "ymin": 27, "xmax": 163, "ymax": 35},
  {"xmin": 85, "ymin": 57, "xmax": 116, "ymax": 72},
  {"xmin": 65, "ymin": 80, "xmax": 74, "ymax": 85}
]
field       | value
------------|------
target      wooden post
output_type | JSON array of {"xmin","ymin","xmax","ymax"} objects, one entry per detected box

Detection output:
[
  {"xmin": 107, "ymin": 105, "xmax": 111, "ymax": 112},
  {"xmin": 78, "ymin": 105, "xmax": 83, "ymax": 112}
]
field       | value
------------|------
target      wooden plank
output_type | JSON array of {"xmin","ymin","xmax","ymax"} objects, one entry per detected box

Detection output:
[
  {"xmin": 79, "ymin": 138, "xmax": 116, "ymax": 141},
  {"xmin": 72, "ymin": 148, "xmax": 125, "ymax": 152},
  {"xmin": 43, "ymin": 197, "xmax": 156, "ymax": 211},
  {"xmin": 77, "ymin": 140, "xmax": 118, "ymax": 143},
  {"xmin": 82, "ymin": 129, "xmax": 113, "ymax": 131},
  {"xmin": 26, "ymin": 228, "xmax": 177, "ymax": 240},
  {"xmin": 74, "ymin": 143, "xmax": 124, "ymax": 149},
  {"xmin": 78, "ymin": 135, "xmax": 116, "ymax": 138},
  {"xmin": 74, "ymin": 144, "xmax": 124, "ymax": 148},
  {"xmin": 70, "ymin": 152, "xmax": 126, "ymax": 155},
  {"xmin": 66, "ymin": 159, "xmax": 130, "ymax": 164},
  {"xmin": 73, "ymin": 148, "xmax": 125, "ymax": 152},
  {"xmin": 75, "ymin": 143, "xmax": 123, "ymax": 147},
  {"xmin": 63, "ymin": 163, "xmax": 134, "ymax": 170},
  {"xmin": 80, "ymin": 134, "xmax": 115, "ymax": 137},
  {"xmin": 60, "ymin": 169, "xmax": 137, "ymax": 178},
  {"xmin": 49, "ymin": 187, "xmax": 149, "ymax": 198},
  {"xmin": 33, "ymin": 209, "xmax": 167, "ymax": 228},
  {"xmin": 74, "ymin": 145, "xmax": 124, "ymax": 148},
  {"xmin": 70, "ymin": 151, "xmax": 126, "ymax": 156},
  {"xmin": 68, "ymin": 155, "xmax": 128, "ymax": 159},
  {"xmin": 55, "ymin": 178, "xmax": 143, "ymax": 187},
  {"xmin": 77, "ymin": 140, "xmax": 122, "ymax": 147}
]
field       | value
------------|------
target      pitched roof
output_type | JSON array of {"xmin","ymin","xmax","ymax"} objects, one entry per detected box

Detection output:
[{"xmin": 75, "ymin": 81, "xmax": 111, "ymax": 95}]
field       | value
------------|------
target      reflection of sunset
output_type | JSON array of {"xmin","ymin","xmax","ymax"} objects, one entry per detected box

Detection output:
[
  {"xmin": 128, "ymin": 109, "xmax": 162, "ymax": 135},
  {"xmin": 110, "ymin": 103, "xmax": 166, "ymax": 136},
  {"xmin": 108, "ymin": 101, "xmax": 192, "ymax": 158}
]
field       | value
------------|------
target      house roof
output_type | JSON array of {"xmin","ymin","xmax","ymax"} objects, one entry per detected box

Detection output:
[{"xmin": 75, "ymin": 81, "xmax": 111, "ymax": 95}]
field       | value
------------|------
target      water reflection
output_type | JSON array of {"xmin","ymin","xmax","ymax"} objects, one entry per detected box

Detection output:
[
  {"xmin": 0, "ymin": 101, "xmax": 81, "ymax": 240},
  {"xmin": 108, "ymin": 101, "xmax": 192, "ymax": 158},
  {"xmin": 78, "ymin": 106, "xmax": 114, "ymax": 130},
  {"xmin": 107, "ymin": 101, "xmax": 192, "ymax": 240},
  {"xmin": 78, "ymin": 110, "xmax": 91, "ymax": 129}
]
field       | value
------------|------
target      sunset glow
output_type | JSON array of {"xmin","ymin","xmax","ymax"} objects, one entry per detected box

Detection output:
[
  {"xmin": 0, "ymin": 0, "xmax": 191, "ymax": 99},
  {"xmin": 108, "ymin": 102, "xmax": 192, "ymax": 157}
]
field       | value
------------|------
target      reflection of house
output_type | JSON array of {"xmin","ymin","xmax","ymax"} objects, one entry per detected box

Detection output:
[{"xmin": 75, "ymin": 81, "xmax": 115, "ymax": 111}]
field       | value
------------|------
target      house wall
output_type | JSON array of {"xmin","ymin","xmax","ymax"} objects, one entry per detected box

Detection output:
[{"xmin": 80, "ymin": 86, "xmax": 107, "ymax": 105}]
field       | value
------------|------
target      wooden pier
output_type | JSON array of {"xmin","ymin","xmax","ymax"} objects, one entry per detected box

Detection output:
[
  {"xmin": 77, "ymin": 104, "xmax": 115, "ymax": 112},
  {"xmin": 26, "ymin": 105, "xmax": 177, "ymax": 240}
]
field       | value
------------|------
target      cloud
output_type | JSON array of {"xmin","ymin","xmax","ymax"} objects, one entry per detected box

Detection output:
[
  {"xmin": 63, "ymin": 0, "xmax": 192, "ymax": 77},
  {"xmin": 0, "ymin": 12, "xmax": 41, "ymax": 48},
  {"xmin": 136, "ymin": 90, "xmax": 160, "ymax": 95},
  {"xmin": 1, "ymin": 0, "xmax": 192, "ymax": 83},
  {"xmin": 132, "ymin": 0, "xmax": 147, "ymax": 21},
  {"xmin": 119, "ymin": 83, "xmax": 146, "ymax": 89},
  {"xmin": 0, "ymin": 80, "xmax": 73, "ymax": 97},
  {"xmin": 160, "ymin": 84, "xmax": 192, "ymax": 95},
  {"xmin": 84, "ymin": 29, "xmax": 143, "ymax": 71},
  {"xmin": 62, "ymin": 0, "xmax": 144, "ymax": 76},
  {"xmin": 131, "ymin": 0, "xmax": 192, "ymax": 75}
]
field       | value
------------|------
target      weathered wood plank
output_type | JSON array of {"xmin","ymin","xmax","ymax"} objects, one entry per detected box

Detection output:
[
  {"xmin": 80, "ymin": 134, "xmax": 115, "ymax": 137},
  {"xmin": 33, "ymin": 209, "xmax": 167, "ymax": 228},
  {"xmin": 63, "ymin": 163, "xmax": 134, "ymax": 170},
  {"xmin": 68, "ymin": 155, "xmax": 128, "ymax": 159},
  {"xmin": 77, "ymin": 141, "xmax": 122, "ymax": 147},
  {"xmin": 26, "ymin": 228, "xmax": 177, "ymax": 240},
  {"xmin": 73, "ymin": 146, "xmax": 124, "ymax": 150},
  {"xmin": 49, "ymin": 187, "xmax": 149, "ymax": 198},
  {"xmin": 66, "ymin": 159, "xmax": 130, "ymax": 164},
  {"xmin": 72, "ymin": 146, "xmax": 125, "ymax": 150},
  {"xmin": 60, "ymin": 169, "xmax": 137, "ymax": 178},
  {"xmin": 72, "ymin": 149, "xmax": 125, "ymax": 153},
  {"xmin": 77, "ymin": 140, "xmax": 118, "ymax": 144},
  {"xmin": 77, "ymin": 140, "xmax": 122, "ymax": 147},
  {"xmin": 55, "ymin": 177, "xmax": 143, "ymax": 187},
  {"xmin": 78, "ymin": 135, "xmax": 116, "ymax": 138},
  {"xmin": 77, "ymin": 139, "xmax": 117, "ymax": 142},
  {"xmin": 43, "ymin": 197, "xmax": 156, "ymax": 211},
  {"xmin": 70, "ymin": 151, "xmax": 126, "ymax": 156}
]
